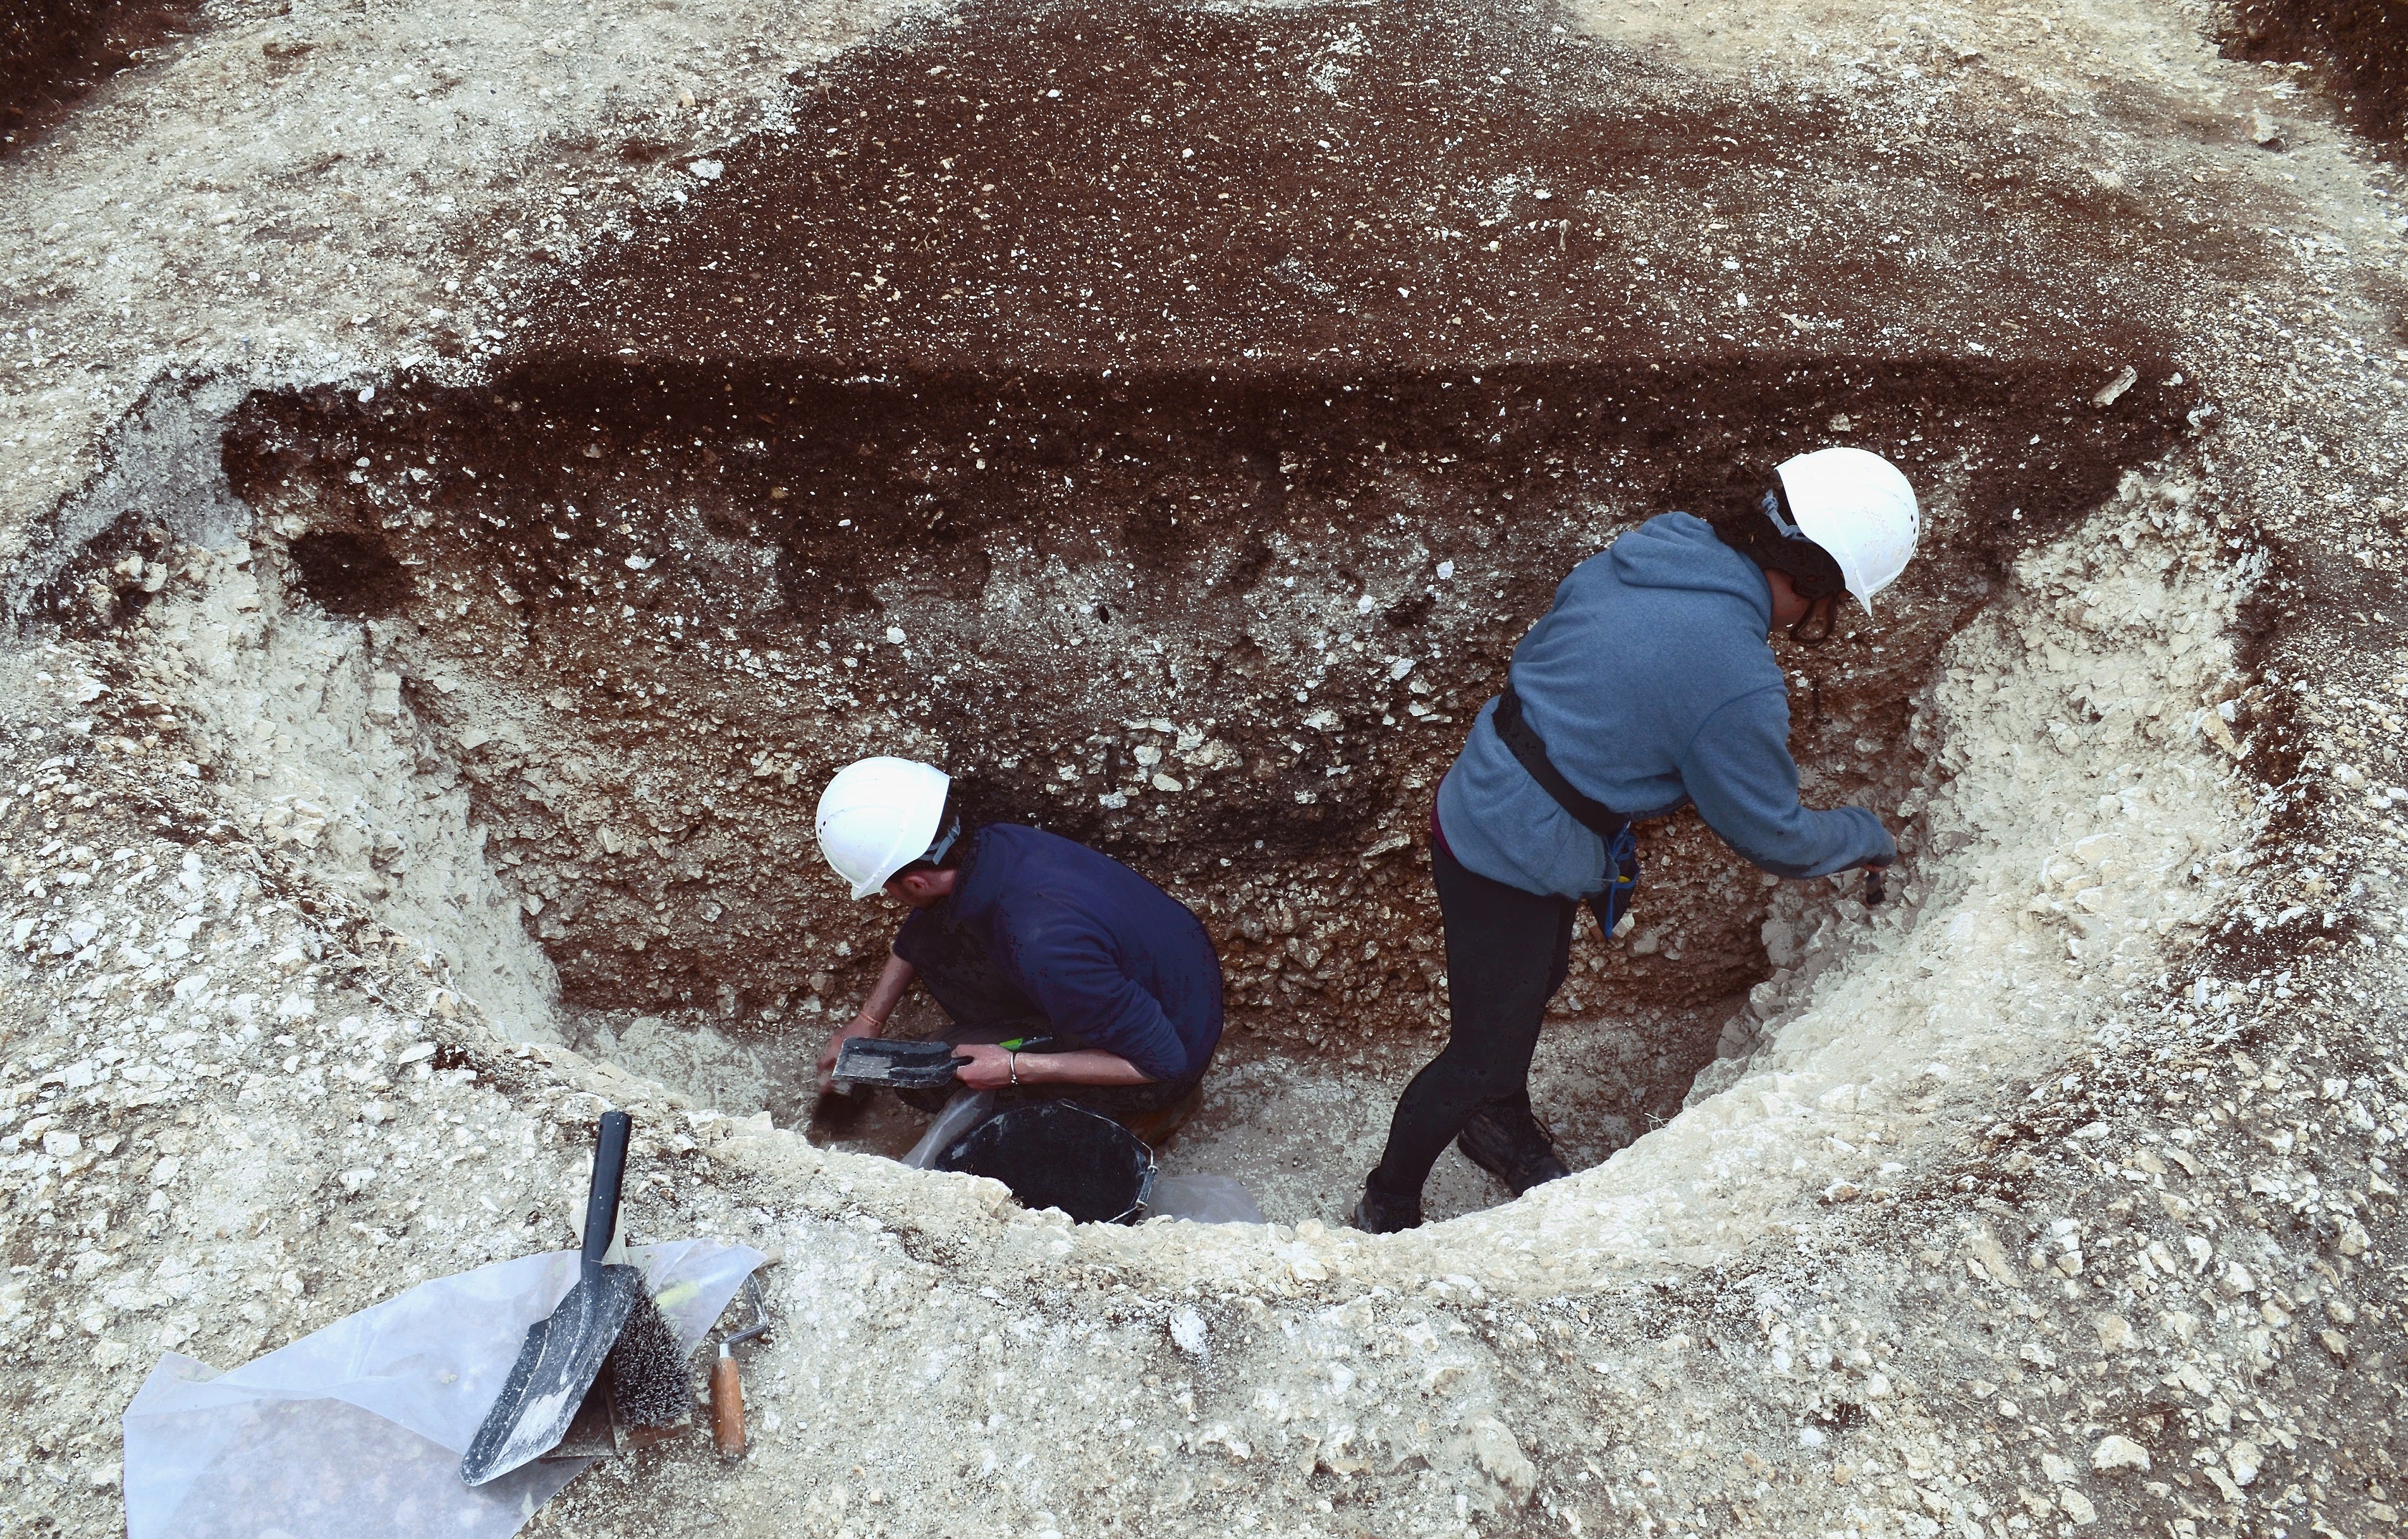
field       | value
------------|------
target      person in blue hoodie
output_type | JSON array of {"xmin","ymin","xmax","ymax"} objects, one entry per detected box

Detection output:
[
  {"xmin": 812, "ymin": 757, "xmax": 1223, "ymax": 1145},
  {"xmin": 1350, "ymin": 447, "xmax": 1922, "ymax": 1232}
]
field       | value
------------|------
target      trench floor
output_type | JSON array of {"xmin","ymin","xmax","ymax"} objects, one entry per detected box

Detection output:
[{"xmin": 566, "ymin": 995, "xmax": 1744, "ymax": 1226}]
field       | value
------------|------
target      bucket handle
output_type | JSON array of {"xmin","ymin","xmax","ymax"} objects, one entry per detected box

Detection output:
[{"xmin": 1112, "ymin": 1152, "xmax": 1161, "ymax": 1226}]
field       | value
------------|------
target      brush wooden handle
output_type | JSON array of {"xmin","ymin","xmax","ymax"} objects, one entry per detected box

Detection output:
[{"xmin": 711, "ymin": 1345, "xmax": 745, "ymax": 1459}]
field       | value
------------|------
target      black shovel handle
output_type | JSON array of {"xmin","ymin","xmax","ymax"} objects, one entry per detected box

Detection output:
[{"xmin": 583, "ymin": 1111, "xmax": 633, "ymax": 1275}]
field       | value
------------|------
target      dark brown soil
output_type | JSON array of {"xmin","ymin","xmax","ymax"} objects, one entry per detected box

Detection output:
[
  {"xmin": 207, "ymin": 0, "xmax": 2233, "ymax": 1098},
  {"xmin": 285, "ymin": 528, "xmax": 410, "ymax": 618},
  {"xmin": 539, "ymin": 0, "xmax": 2236, "ymax": 372},
  {"xmin": 2224, "ymin": 0, "xmax": 2408, "ymax": 149},
  {"xmin": 0, "ymin": 0, "xmax": 196, "ymax": 150}
]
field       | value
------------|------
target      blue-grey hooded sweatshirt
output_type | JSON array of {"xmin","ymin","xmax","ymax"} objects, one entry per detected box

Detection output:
[
  {"xmin": 1434, "ymin": 512, "xmax": 1895, "ymax": 899},
  {"xmin": 895, "ymin": 824, "xmax": 1223, "ymax": 1084}
]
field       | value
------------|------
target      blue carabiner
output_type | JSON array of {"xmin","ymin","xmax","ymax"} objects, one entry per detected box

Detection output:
[{"xmin": 1594, "ymin": 824, "xmax": 1640, "ymax": 938}]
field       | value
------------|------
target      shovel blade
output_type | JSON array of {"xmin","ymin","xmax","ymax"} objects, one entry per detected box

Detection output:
[{"xmin": 460, "ymin": 1262, "xmax": 644, "ymax": 1486}]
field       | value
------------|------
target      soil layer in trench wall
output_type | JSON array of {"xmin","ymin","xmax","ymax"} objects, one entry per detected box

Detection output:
[{"xmin": 204, "ymin": 0, "xmax": 2210, "ymax": 1069}]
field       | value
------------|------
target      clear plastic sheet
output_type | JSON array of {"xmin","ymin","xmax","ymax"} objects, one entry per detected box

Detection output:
[
  {"xmin": 123, "ymin": 1238, "xmax": 766, "ymax": 1539},
  {"xmin": 901, "ymin": 1089, "xmax": 996, "ymax": 1169},
  {"xmin": 1146, "ymin": 1172, "xmax": 1266, "ymax": 1224}
]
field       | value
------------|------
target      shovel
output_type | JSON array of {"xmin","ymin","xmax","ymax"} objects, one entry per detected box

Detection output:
[{"xmin": 460, "ymin": 1110, "xmax": 645, "ymax": 1487}]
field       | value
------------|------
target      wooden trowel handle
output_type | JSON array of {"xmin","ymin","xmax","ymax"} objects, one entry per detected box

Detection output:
[
  {"xmin": 584, "ymin": 1112, "xmax": 633, "ymax": 1272},
  {"xmin": 711, "ymin": 1344, "xmax": 745, "ymax": 1459}
]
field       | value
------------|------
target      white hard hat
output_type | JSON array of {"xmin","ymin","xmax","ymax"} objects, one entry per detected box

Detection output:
[
  {"xmin": 815, "ymin": 757, "xmax": 950, "ymax": 899},
  {"xmin": 1775, "ymin": 447, "xmax": 1919, "ymax": 614}
]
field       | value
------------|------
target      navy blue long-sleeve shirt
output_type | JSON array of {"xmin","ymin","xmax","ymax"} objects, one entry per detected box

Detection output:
[{"xmin": 894, "ymin": 824, "xmax": 1223, "ymax": 1084}]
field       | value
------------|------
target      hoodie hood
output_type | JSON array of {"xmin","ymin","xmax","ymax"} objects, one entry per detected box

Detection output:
[{"xmin": 1606, "ymin": 510, "xmax": 1771, "ymax": 623}]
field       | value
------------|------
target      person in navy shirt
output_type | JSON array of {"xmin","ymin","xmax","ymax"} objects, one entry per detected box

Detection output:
[{"xmin": 813, "ymin": 758, "xmax": 1223, "ymax": 1141}]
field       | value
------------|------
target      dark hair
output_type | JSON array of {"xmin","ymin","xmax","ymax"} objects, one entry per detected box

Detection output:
[{"xmin": 1707, "ymin": 487, "xmax": 1847, "ymax": 643}]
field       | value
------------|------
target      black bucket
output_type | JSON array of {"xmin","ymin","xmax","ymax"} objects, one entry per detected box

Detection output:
[{"xmin": 934, "ymin": 1102, "xmax": 1158, "ymax": 1224}]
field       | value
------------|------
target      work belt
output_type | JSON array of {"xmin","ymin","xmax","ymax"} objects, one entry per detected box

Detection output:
[
  {"xmin": 1492, "ymin": 684, "xmax": 1629, "ymax": 839},
  {"xmin": 1491, "ymin": 684, "xmax": 1640, "ymax": 923}
]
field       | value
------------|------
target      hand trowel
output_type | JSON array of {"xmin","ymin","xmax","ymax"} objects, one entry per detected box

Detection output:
[{"xmin": 461, "ymin": 1110, "xmax": 652, "ymax": 1485}]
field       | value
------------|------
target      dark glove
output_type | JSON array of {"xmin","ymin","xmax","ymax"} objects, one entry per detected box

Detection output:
[{"xmin": 1861, "ymin": 855, "xmax": 1893, "ymax": 907}]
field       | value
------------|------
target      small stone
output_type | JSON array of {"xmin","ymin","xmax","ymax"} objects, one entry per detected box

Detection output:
[
  {"xmin": 2094, "ymin": 1315, "xmax": 2132, "ymax": 1352},
  {"xmin": 395, "ymin": 1042, "xmax": 436, "ymax": 1065},
  {"xmin": 1468, "ymin": 1416, "xmax": 1536, "ymax": 1506},
  {"xmin": 2040, "ymin": 1452, "xmax": 2077, "ymax": 1485},
  {"xmin": 2320, "ymin": 1327, "xmax": 2350, "ymax": 1360},
  {"xmin": 93, "ymin": 1339, "xmax": 131, "ymax": 1369},
  {"xmin": 689, "ymin": 159, "xmax": 724, "ymax": 181},
  {"xmin": 367, "ymin": 671, "xmax": 403, "ymax": 725},
  {"xmin": 2220, "ymin": 1262, "xmax": 2255, "ymax": 1298},
  {"xmin": 2092, "ymin": 1435, "xmax": 2151, "ymax": 1474},
  {"xmin": 42, "ymin": 1129, "xmax": 80, "ymax": 1158},
  {"xmin": 2251, "ymin": 111, "xmax": 2282, "ymax": 148},
  {"xmin": 2227, "ymin": 1440, "xmax": 2263, "ymax": 1487},
  {"xmin": 1168, "ymin": 1306, "xmax": 1207, "ymax": 1357},
  {"xmin": 2060, "ymin": 1488, "xmax": 2098, "ymax": 1526}
]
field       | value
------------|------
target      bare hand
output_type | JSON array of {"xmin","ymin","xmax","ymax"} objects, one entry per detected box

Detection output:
[
  {"xmin": 951, "ymin": 1042, "xmax": 1016, "ymax": 1092},
  {"xmin": 816, "ymin": 1015, "xmax": 884, "ymax": 1093}
]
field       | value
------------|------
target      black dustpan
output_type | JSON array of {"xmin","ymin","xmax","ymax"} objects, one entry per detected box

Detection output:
[
  {"xmin": 831, "ymin": 1037, "xmax": 969, "ymax": 1090},
  {"xmin": 460, "ymin": 1111, "xmax": 645, "ymax": 1486}
]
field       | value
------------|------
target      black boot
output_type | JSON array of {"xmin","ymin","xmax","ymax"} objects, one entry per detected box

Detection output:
[
  {"xmin": 1455, "ymin": 1103, "xmax": 1572, "ymax": 1196},
  {"xmin": 1348, "ymin": 1173, "xmax": 1424, "ymax": 1233}
]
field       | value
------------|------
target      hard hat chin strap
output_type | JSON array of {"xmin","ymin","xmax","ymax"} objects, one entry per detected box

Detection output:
[
  {"xmin": 919, "ymin": 811, "xmax": 963, "ymax": 869},
  {"xmin": 1761, "ymin": 485, "xmax": 1807, "ymax": 542},
  {"xmin": 1752, "ymin": 488, "xmax": 1846, "ymax": 604},
  {"xmin": 1786, "ymin": 593, "xmax": 1838, "ymax": 647}
]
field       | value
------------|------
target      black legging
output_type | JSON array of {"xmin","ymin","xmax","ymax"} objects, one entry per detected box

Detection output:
[{"xmin": 1371, "ymin": 839, "xmax": 1615, "ymax": 1198}]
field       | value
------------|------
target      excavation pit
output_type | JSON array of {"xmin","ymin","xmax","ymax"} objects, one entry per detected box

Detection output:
[{"xmin": 176, "ymin": 335, "xmax": 2203, "ymax": 1225}]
